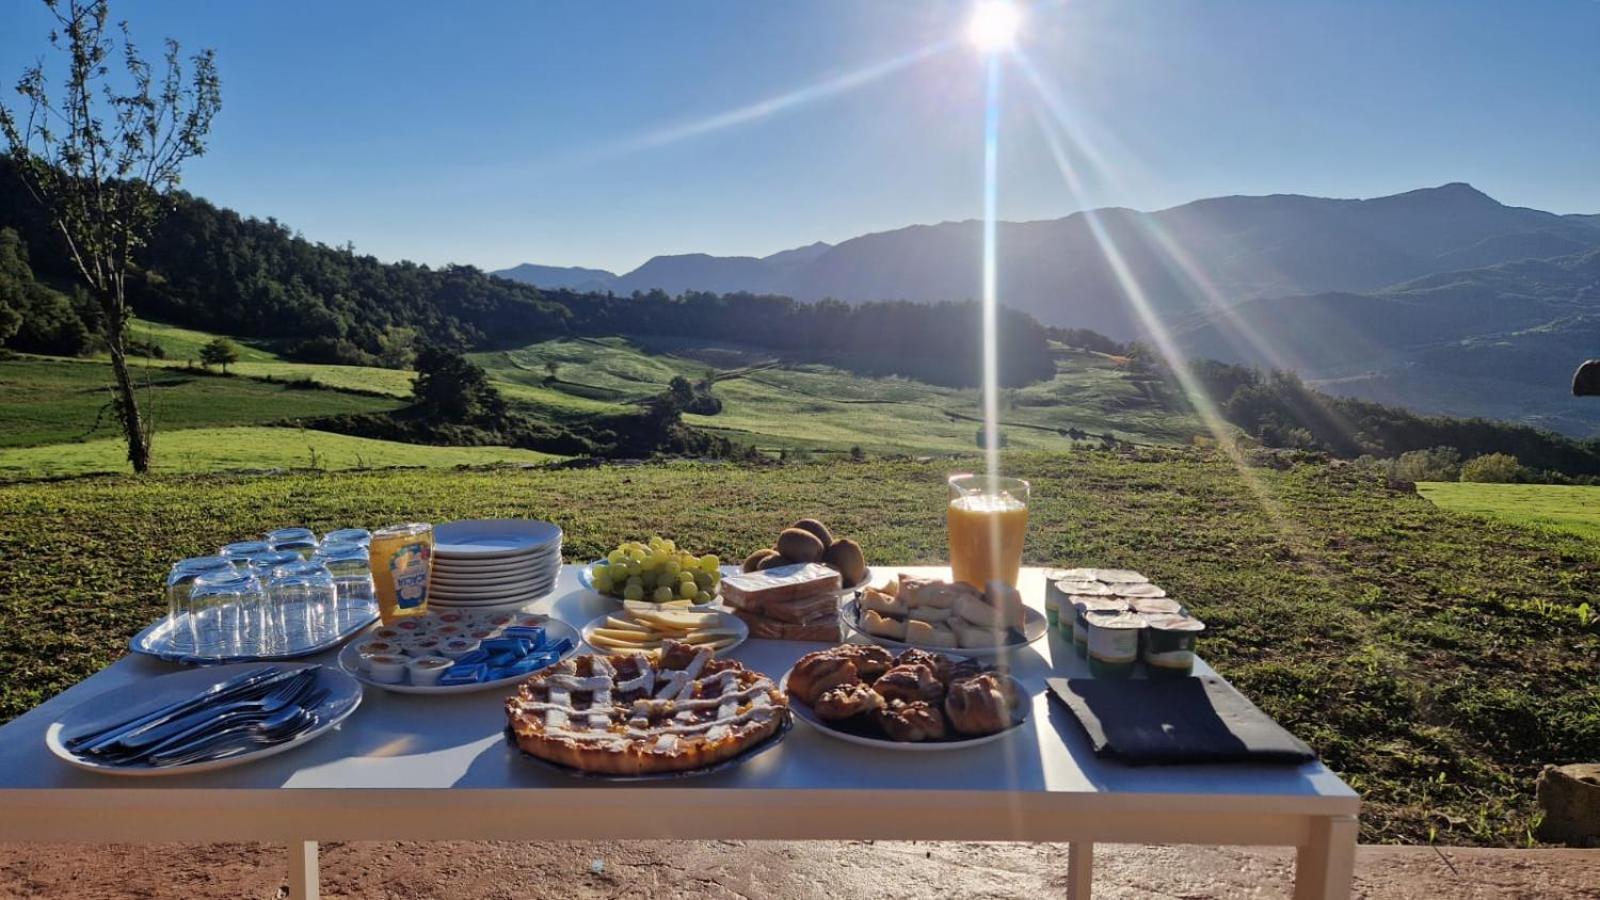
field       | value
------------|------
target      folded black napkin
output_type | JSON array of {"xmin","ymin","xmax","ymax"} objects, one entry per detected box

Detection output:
[{"xmin": 1048, "ymin": 676, "xmax": 1316, "ymax": 765}]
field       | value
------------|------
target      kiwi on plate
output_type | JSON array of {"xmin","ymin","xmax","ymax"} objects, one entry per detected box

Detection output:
[
  {"xmin": 775, "ymin": 527, "xmax": 826, "ymax": 563},
  {"xmin": 756, "ymin": 552, "xmax": 795, "ymax": 571},
  {"xmin": 822, "ymin": 538, "xmax": 867, "ymax": 587},
  {"xmin": 789, "ymin": 518, "xmax": 834, "ymax": 548},
  {"xmin": 743, "ymin": 548, "xmax": 780, "ymax": 572}
]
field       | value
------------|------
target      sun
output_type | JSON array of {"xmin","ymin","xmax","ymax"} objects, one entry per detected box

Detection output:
[{"xmin": 967, "ymin": 0, "xmax": 1023, "ymax": 53}]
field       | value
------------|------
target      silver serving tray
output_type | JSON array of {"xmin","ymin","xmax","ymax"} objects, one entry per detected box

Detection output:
[{"xmin": 129, "ymin": 599, "xmax": 380, "ymax": 665}]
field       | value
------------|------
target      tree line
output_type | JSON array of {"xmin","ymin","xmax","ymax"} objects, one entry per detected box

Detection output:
[{"xmin": 2, "ymin": 158, "xmax": 1056, "ymax": 389}]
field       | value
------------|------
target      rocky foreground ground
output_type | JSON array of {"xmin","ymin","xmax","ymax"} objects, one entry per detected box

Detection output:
[{"xmin": 2, "ymin": 841, "xmax": 1598, "ymax": 899}]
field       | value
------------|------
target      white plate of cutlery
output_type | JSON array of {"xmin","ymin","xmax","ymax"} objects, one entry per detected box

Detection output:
[{"xmin": 46, "ymin": 663, "xmax": 362, "ymax": 776}]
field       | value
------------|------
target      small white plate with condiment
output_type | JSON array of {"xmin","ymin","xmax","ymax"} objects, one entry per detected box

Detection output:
[{"xmin": 337, "ymin": 617, "xmax": 580, "ymax": 695}]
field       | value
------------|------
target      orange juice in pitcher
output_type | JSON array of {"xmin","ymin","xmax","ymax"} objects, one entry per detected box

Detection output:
[{"xmin": 947, "ymin": 473, "xmax": 1029, "ymax": 588}]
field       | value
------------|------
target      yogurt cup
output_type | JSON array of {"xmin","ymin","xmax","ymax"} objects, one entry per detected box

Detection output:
[
  {"xmin": 1142, "ymin": 613, "xmax": 1205, "ymax": 677},
  {"xmin": 407, "ymin": 656, "xmax": 455, "ymax": 687},
  {"xmin": 1087, "ymin": 612, "xmax": 1146, "ymax": 679},
  {"xmin": 367, "ymin": 654, "xmax": 409, "ymax": 684}
]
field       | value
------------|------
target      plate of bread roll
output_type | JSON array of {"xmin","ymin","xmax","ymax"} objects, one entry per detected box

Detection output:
[
  {"xmin": 781, "ymin": 644, "xmax": 1028, "ymax": 750},
  {"xmin": 842, "ymin": 574, "xmax": 1047, "ymax": 655}
]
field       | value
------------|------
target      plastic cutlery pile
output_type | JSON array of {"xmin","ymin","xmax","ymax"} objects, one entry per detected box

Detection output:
[{"xmin": 65, "ymin": 666, "xmax": 329, "ymax": 768}]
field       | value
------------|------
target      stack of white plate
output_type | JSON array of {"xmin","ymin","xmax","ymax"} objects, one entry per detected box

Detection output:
[{"xmin": 427, "ymin": 519, "xmax": 563, "ymax": 609}]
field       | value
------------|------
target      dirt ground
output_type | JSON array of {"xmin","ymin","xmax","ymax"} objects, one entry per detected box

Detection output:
[{"xmin": 1, "ymin": 841, "xmax": 1597, "ymax": 899}]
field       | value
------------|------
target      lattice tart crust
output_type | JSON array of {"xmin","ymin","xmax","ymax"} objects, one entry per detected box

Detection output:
[{"xmin": 506, "ymin": 640, "xmax": 789, "ymax": 775}]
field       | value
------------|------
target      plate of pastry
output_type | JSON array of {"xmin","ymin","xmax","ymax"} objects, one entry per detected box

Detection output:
[
  {"xmin": 781, "ymin": 644, "xmax": 1028, "ymax": 751},
  {"xmin": 504, "ymin": 639, "xmax": 791, "ymax": 779},
  {"xmin": 842, "ymin": 575, "xmax": 1047, "ymax": 655}
]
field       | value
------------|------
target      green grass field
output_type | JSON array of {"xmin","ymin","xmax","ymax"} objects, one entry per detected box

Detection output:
[
  {"xmin": 478, "ymin": 336, "xmax": 1201, "ymax": 454},
  {"xmin": 0, "ymin": 425, "xmax": 560, "ymax": 479},
  {"xmin": 127, "ymin": 318, "xmax": 283, "ymax": 363},
  {"xmin": 0, "ymin": 450, "xmax": 1595, "ymax": 847},
  {"xmin": 1418, "ymin": 482, "xmax": 1600, "ymax": 542},
  {"xmin": 0, "ymin": 356, "xmax": 399, "ymax": 448}
]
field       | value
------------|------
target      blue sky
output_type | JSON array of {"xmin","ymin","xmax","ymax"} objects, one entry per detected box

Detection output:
[{"xmin": 4, "ymin": 0, "xmax": 1597, "ymax": 273}]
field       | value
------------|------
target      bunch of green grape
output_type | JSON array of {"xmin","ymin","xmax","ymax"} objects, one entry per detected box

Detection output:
[{"xmin": 591, "ymin": 537, "xmax": 722, "ymax": 604}]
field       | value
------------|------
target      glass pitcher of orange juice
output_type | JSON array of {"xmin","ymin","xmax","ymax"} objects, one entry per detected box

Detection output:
[{"xmin": 947, "ymin": 473, "xmax": 1030, "ymax": 588}]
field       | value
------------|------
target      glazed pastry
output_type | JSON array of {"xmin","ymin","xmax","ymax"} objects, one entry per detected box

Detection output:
[
  {"xmin": 953, "ymin": 620, "xmax": 1004, "ymax": 649},
  {"xmin": 859, "ymin": 587, "xmax": 909, "ymax": 617},
  {"xmin": 893, "ymin": 649, "xmax": 951, "ymax": 682},
  {"xmin": 899, "ymin": 576, "xmax": 980, "ymax": 610},
  {"xmin": 862, "ymin": 609, "xmax": 907, "ymax": 640},
  {"xmin": 832, "ymin": 643, "xmax": 895, "ymax": 680},
  {"xmin": 944, "ymin": 672, "xmax": 1018, "ymax": 736},
  {"xmin": 813, "ymin": 681, "xmax": 886, "ymax": 720},
  {"xmin": 947, "ymin": 657, "xmax": 990, "ymax": 686},
  {"xmin": 787, "ymin": 651, "xmax": 860, "ymax": 705},
  {"xmin": 907, "ymin": 604, "xmax": 954, "ymax": 624},
  {"xmin": 872, "ymin": 663, "xmax": 946, "ymax": 704},
  {"xmin": 904, "ymin": 619, "xmax": 957, "ymax": 648},
  {"xmin": 873, "ymin": 699, "xmax": 949, "ymax": 742},
  {"xmin": 981, "ymin": 580, "xmax": 1027, "ymax": 629}
]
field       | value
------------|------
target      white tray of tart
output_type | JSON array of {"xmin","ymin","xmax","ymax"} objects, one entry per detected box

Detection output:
[
  {"xmin": 781, "ymin": 644, "xmax": 1028, "ymax": 751},
  {"xmin": 338, "ymin": 610, "xmax": 579, "ymax": 694},
  {"xmin": 842, "ymin": 575, "xmax": 1047, "ymax": 655}
]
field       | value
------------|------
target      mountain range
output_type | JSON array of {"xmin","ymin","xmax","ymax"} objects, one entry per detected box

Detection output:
[{"xmin": 496, "ymin": 184, "xmax": 1600, "ymax": 435}]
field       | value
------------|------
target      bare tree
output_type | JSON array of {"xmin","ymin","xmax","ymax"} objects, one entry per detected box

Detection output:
[{"xmin": 0, "ymin": 0, "xmax": 220, "ymax": 472}]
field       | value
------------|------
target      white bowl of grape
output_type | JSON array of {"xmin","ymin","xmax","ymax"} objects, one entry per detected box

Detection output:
[{"xmin": 579, "ymin": 537, "xmax": 733, "ymax": 609}]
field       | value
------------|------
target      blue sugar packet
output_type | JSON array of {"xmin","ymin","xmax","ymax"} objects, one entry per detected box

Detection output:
[
  {"xmin": 453, "ymin": 649, "xmax": 491, "ymax": 666},
  {"xmin": 482, "ymin": 637, "xmax": 533, "ymax": 656},
  {"xmin": 439, "ymin": 663, "xmax": 488, "ymax": 685},
  {"xmin": 547, "ymin": 637, "xmax": 575, "ymax": 655},
  {"xmin": 502, "ymin": 626, "xmax": 547, "ymax": 648}
]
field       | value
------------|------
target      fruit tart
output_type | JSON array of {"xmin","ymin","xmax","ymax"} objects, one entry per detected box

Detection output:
[{"xmin": 506, "ymin": 640, "xmax": 788, "ymax": 776}]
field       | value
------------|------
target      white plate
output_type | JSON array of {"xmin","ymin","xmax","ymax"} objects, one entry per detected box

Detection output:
[
  {"xmin": 428, "ymin": 584, "xmax": 556, "ymax": 604},
  {"xmin": 579, "ymin": 609, "xmax": 748, "ymax": 657},
  {"xmin": 428, "ymin": 592, "xmax": 555, "ymax": 610},
  {"xmin": 780, "ymin": 667, "xmax": 1028, "ymax": 752},
  {"xmin": 338, "ymin": 617, "xmax": 580, "ymax": 694},
  {"xmin": 432, "ymin": 573, "xmax": 556, "ymax": 595},
  {"xmin": 433, "ymin": 519, "xmax": 562, "ymax": 559},
  {"xmin": 433, "ymin": 557, "xmax": 559, "ymax": 577},
  {"xmin": 432, "ymin": 566, "xmax": 556, "ymax": 589},
  {"xmin": 434, "ymin": 553, "xmax": 558, "ymax": 571},
  {"xmin": 433, "ymin": 543, "xmax": 561, "ymax": 565},
  {"xmin": 839, "ymin": 598, "xmax": 1048, "ymax": 656},
  {"xmin": 46, "ymin": 664, "xmax": 363, "ymax": 776}
]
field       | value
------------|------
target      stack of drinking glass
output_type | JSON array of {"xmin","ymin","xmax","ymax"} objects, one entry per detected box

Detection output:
[{"xmin": 164, "ymin": 526, "xmax": 379, "ymax": 660}]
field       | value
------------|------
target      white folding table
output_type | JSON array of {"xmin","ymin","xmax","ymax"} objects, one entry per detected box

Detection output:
[{"xmin": 0, "ymin": 566, "xmax": 1358, "ymax": 899}]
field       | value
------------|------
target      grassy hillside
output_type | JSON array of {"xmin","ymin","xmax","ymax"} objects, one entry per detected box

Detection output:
[
  {"xmin": 127, "ymin": 318, "xmax": 282, "ymax": 363},
  {"xmin": 1418, "ymin": 481, "xmax": 1600, "ymax": 542},
  {"xmin": 0, "ymin": 451, "xmax": 1595, "ymax": 847},
  {"xmin": 478, "ymin": 336, "xmax": 1200, "ymax": 454},
  {"xmin": 0, "ymin": 425, "xmax": 560, "ymax": 480},
  {"xmin": 0, "ymin": 356, "xmax": 400, "ymax": 448}
]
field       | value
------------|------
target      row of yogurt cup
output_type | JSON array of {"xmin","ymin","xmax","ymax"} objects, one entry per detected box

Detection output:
[{"xmin": 1043, "ymin": 569, "xmax": 1207, "ymax": 679}]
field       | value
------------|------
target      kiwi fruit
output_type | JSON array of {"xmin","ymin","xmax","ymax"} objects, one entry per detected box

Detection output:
[
  {"xmin": 775, "ymin": 527, "xmax": 826, "ymax": 563},
  {"xmin": 742, "ymin": 548, "xmax": 779, "ymax": 572},
  {"xmin": 822, "ymin": 538, "xmax": 867, "ymax": 587},
  {"xmin": 756, "ymin": 551, "xmax": 794, "ymax": 571},
  {"xmin": 789, "ymin": 518, "xmax": 834, "ymax": 548}
]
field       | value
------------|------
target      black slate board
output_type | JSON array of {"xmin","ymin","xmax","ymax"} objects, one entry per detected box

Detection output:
[{"xmin": 1048, "ymin": 676, "xmax": 1316, "ymax": 766}]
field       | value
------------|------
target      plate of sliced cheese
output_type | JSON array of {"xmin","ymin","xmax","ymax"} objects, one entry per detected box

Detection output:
[
  {"xmin": 842, "ymin": 574, "xmax": 1047, "ymax": 655},
  {"xmin": 580, "ymin": 605, "xmax": 748, "ymax": 658}
]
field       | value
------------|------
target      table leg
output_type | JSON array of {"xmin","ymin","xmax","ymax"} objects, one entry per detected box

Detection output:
[
  {"xmin": 1067, "ymin": 841, "xmax": 1093, "ymax": 900},
  {"xmin": 288, "ymin": 840, "xmax": 320, "ymax": 900},
  {"xmin": 1293, "ymin": 815, "xmax": 1357, "ymax": 900}
]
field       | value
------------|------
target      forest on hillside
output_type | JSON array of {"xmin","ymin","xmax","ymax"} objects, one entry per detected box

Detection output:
[{"xmin": 0, "ymin": 160, "xmax": 1053, "ymax": 389}]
